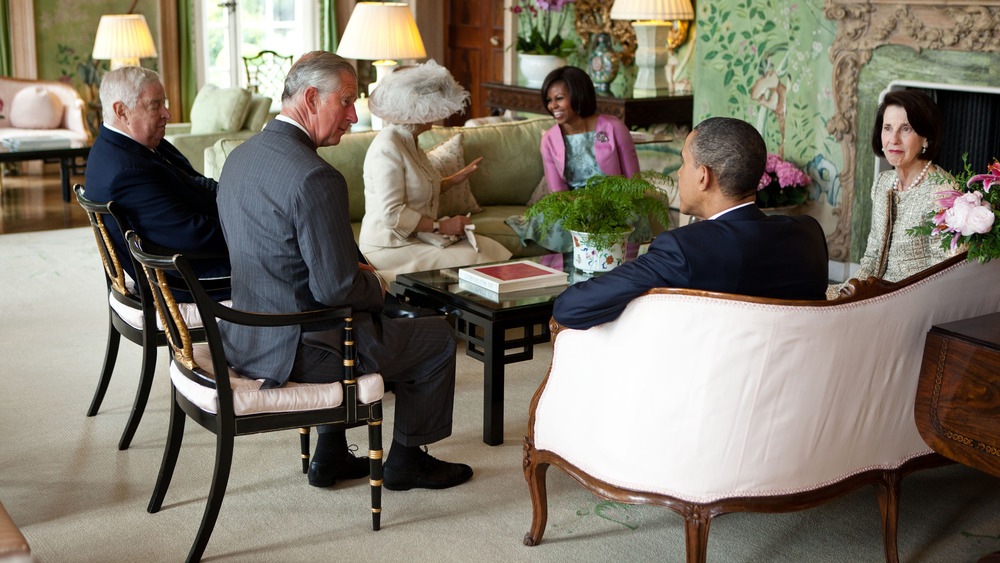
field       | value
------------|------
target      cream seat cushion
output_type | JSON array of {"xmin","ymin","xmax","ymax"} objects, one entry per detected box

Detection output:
[
  {"xmin": 108, "ymin": 291, "xmax": 232, "ymax": 331},
  {"xmin": 170, "ymin": 344, "xmax": 384, "ymax": 416}
]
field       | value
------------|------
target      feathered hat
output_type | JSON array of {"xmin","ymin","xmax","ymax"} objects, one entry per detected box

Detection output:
[{"xmin": 368, "ymin": 59, "xmax": 469, "ymax": 124}]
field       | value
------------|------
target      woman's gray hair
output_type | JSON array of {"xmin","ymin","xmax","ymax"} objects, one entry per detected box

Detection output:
[
  {"xmin": 99, "ymin": 66, "xmax": 162, "ymax": 111},
  {"xmin": 282, "ymin": 51, "xmax": 357, "ymax": 103},
  {"xmin": 689, "ymin": 117, "xmax": 767, "ymax": 199}
]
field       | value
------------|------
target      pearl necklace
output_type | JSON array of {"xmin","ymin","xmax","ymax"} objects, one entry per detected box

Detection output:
[{"xmin": 897, "ymin": 160, "xmax": 932, "ymax": 192}]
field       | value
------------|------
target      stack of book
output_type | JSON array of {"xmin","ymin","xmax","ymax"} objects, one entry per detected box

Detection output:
[
  {"xmin": 458, "ymin": 260, "xmax": 569, "ymax": 301},
  {"xmin": 2, "ymin": 136, "xmax": 73, "ymax": 151}
]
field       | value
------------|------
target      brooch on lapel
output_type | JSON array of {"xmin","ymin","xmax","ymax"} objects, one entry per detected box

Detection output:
[{"xmin": 595, "ymin": 131, "xmax": 609, "ymax": 143}]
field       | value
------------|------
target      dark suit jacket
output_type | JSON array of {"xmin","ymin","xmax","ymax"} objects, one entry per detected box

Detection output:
[
  {"xmin": 553, "ymin": 204, "xmax": 829, "ymax": 329},
  {"xmin": 84, "ymin": 124, "xmax": 229, "ymax": 281},
  {"xmin": 217, "ymin": 119, "xmax": 407, "ymax": 387}
]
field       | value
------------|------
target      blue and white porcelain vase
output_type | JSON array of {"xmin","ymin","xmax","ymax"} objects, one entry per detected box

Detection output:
[{"xmin": 587, "ymin": 33, "xmax": 619, "ymax": 93}]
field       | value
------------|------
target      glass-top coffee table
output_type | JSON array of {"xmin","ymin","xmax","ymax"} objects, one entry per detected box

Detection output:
[{"xmin": 390, "ymin": 253, "xmax": 589, "ymax": 445}]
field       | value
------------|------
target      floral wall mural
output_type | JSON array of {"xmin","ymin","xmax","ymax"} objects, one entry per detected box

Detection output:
[{"xmin": 693, "ymin": 0, "xmax": 841, "ymax": 236}]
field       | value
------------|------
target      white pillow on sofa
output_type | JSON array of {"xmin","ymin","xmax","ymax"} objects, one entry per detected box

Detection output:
[
  {"xmin": 189, "ymin": 84, "xmax": 252, "ymax": 134},
  {"xmin": 427, "ymin": 132, "xmax": 482, "ymax": 217},
  {"xmin": 9, "ymin": 86, "xmax": 64, "ymax": 129}
]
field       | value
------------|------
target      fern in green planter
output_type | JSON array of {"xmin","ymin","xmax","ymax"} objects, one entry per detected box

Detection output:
[{"xmin": 525, "ymin": 171, "xmax": 675, "ymax": 251}]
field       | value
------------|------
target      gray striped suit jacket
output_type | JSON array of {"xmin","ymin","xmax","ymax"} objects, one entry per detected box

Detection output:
[{"xmin": 217, "ymin": 119, "xmax": 412, "ymax": 387}]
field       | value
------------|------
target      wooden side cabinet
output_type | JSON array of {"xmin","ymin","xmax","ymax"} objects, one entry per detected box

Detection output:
[
  {"xmin": 482, "ymin": 82, "xmax": 693, "ymax": 129},
  {"xmin": 914, "ymin": 312, "xmax": 1000, "ymax": 479}
]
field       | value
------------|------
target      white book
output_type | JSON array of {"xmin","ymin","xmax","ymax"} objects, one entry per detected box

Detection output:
[{"xmin": 458, "ymin": 260, "xmax": 569, "ymax": 293}]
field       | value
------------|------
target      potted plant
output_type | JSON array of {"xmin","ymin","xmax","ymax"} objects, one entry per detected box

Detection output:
[
  {"xmin": 525, "ymin": 171, "xmax": 674, "ymax": 272},
  {"xmin": 510, "ymin": 0, "xmax": 577, "ymax": 87},
  {"xmin": 756, "ymin": 153, "xmax": 811, "ymax": 211}
]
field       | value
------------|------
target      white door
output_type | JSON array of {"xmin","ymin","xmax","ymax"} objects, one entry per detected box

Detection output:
[{"xmin": 194, "ymin": 0, "xmax": 318, "ymax": 90}]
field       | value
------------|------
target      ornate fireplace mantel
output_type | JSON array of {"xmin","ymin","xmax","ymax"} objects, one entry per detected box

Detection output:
[{"xmin": 823, "ymin": 0, "xmax": 1000, "ymax": 260}]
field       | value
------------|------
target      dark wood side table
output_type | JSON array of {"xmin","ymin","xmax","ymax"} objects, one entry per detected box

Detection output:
[
  {"xmin": 914, "ymin": 311, "xmax": 1000, "ymax": 479},
  {"xmin": 483, "ymin": 82, "xmax": 693, "ymax": 129},
  {"xmin": 0, "ymin": 144, "xmax": 90, "ymax": 202},
  {"xmin": 390, "ymin": 254, "xmax": 575, "ymax": 445}
]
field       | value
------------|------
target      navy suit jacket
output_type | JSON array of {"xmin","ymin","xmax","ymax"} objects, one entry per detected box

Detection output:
[
  {"xmin": 84, "ymin": 124, "xmax": 229, "ymax": 281},
  {"xmin": 553, "ymin": 204, "xmax": 829, "ymax": 329},
  {"xmin": 217, "ymin": 119, "xmax": 405, "ymax": 387}
]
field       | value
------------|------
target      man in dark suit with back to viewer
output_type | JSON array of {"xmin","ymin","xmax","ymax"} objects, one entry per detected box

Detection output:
[
  {"xmin": 217, "ymin": 51, "xmax": 472, "ymax": 492},
  {"xmin": 553, "ymin": 117, "xmax": 829, "ymax": 330},
  {"xmin": 84, "ymin": 66, "xmax": 229, "ymax": 281}
]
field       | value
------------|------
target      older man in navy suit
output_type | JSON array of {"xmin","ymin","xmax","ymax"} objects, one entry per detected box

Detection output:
[
  {"xmin": 553, "ymin": 117, "xmax": 829, "ymax": 330},
  {"xmin": 84, "ymin": 66, "xmax": 228, "ymax": 282},
  {"xmin": 217, "ymin": 52, "xmax": 472, "ymax": 492}
]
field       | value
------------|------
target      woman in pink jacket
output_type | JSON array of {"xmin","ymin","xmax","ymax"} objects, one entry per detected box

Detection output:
[
  {"xmin": 507, "ymin": 66, "xmax": 646, "ymax": 253},
  {"xmin": 539, "ymin": 66, "xmax": 640, "ymax": 192}
]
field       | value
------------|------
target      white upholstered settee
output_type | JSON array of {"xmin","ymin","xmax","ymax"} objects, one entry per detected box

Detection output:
[
  {"xmin": 0, "ymin": 76, "xmax": 89, "ymax": 145},
  {"xmin": 523, "ymin": 254, "xmax": 1000, "ymax": 562}
]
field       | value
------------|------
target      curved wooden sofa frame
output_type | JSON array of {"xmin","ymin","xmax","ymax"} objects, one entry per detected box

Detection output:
[{"xmin": 523, "ymin": 253, "xmax": 1000, "ymax": 562}]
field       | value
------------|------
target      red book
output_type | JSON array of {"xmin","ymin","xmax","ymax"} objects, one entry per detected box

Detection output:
[{"xmin": 458, "ymin": 260, "xmax": 569, "ymax": 293}]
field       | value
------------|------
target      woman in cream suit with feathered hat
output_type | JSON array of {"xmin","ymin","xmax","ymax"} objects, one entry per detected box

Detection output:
[{"xmin": 359, "ymin": 60, "xmax": 511, "ymax": 281}]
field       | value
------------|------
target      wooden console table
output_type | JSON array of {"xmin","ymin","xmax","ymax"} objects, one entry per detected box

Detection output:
[
  {"xmin": 915, "ymin": 312, "xmax": 1000, "ymax": 479},
  {"xmin": 483, "ymin": 82, "xmax": 693, "ymax": 129}
]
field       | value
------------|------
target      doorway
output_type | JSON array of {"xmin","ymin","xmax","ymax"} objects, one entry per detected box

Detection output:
[{"xmin": 445, "ymin": 0, "xmax": 506, "ymax": 125}]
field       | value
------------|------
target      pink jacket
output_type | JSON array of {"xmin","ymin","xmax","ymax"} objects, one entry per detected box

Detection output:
[{"xmin": 540, "ymin": 114, "xmax": 640, "ymax": 192}]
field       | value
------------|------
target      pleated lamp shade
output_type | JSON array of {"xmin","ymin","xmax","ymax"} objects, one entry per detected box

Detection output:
[
  {"xmin": 92, "ymin": 14, "xmax": 158, "ymax": 70},
  {"xmin": 336, "ymin": 2, "xmax": 427, "ymax": 64},
  {"xmin": 609, "ymin": 0, "xmax": 695, "ymax": 21}
]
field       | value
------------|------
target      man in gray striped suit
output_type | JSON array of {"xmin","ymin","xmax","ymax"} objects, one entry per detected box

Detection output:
[{"xmin": 217, "ymin": 51, "xmax": 472, "ymax": 491}]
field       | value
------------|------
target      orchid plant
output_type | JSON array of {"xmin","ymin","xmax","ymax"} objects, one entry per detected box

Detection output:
[
  {"xmin": 756, "ymin": 153, "xmax": 812, "ymax": 208},
  {"xmin": 511, "ymin": 0, "xmax": 576, "ymax": 58},
  {"xmin": 908, "ymin": 156, "xmax": 1000, "ymax": 263}
]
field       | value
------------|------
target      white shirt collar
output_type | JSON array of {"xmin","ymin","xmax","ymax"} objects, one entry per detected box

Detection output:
[
  {"xmin": 708, "ymin": 201, "xmax": 755, "ymax": 221},
  {"xmin": 102, "ymin": 122, "xmax": 154, "ymax": 152},
  {"xmin": 274, "ymin": 114, "xmax": 310, "ymax": 137}
]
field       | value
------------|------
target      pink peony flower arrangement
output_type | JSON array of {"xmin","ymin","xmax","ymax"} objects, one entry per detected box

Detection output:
[
  {"xmin": 908, "ymin": 158, "xmax": 1000, "ymax": 263},
  {"xmin": 756, "ymin": 153, "xmax": 811, "ymax": 208},
  {"xmin": 511, "ymin": 0, "xmax": 576, "ymax": 57}
]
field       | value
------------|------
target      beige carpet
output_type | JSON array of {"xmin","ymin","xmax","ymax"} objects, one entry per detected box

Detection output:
[{"xmin": 2, "ymin": 227, "xmax": 1000, "ymax": 562}]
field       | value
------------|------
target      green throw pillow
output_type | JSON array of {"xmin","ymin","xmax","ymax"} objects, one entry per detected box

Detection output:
[{"xmin": 189, "ymin": 84, "xmax": 252, "ymax": 134}]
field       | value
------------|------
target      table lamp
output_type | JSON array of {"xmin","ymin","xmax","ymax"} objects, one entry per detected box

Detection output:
[
  {"xmin": 610, "ymin": 0, "xmax": 694, "ymax": 97},
  {"xmin": 336, "ymin": 2, "xmax": 427, "ymax": 92},
  {"xmin": 92, "ymin": 14, "xmax": 158, "ymax": 70}
]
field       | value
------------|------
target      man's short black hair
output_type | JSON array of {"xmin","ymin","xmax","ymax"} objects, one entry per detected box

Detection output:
[{"xmin": 689, "ymin": 117, "xmax": 767, "ymax": 200}]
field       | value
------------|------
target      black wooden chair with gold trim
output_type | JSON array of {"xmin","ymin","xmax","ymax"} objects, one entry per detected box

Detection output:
[
  {"xmin": 127, "ymin": 231, "xmax": 384, "ymax": 563},
  {"xmin": 75, "ymin": 183, "xmax": 193, "ymax": 450}
]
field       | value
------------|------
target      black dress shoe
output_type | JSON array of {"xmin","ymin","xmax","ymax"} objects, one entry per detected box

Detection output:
[
  {"xmin": 308, "ymin": 452, "xmax": 370, "ymax": 488},
  {"xmin": 383, "ymin": 452, "xmax": 473, "ymax": 491}
]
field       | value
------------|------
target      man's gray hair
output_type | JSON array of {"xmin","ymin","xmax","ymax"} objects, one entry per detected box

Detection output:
[
  {"xmin": 282, "ymin": 51, "xmax": 357, "ymax": 103},
  {"xmin": 689, "ymin": 117, "xmax": 767, "ymax": 199},
  {"xmin": 99, "ymin": 66, "xmax": 162, "ymax": 112}
]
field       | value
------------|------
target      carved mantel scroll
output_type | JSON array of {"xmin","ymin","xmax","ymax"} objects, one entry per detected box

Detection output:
[{"xmin": 823, "ymin": 0, "xmax": 1000, "ymax": 261}]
